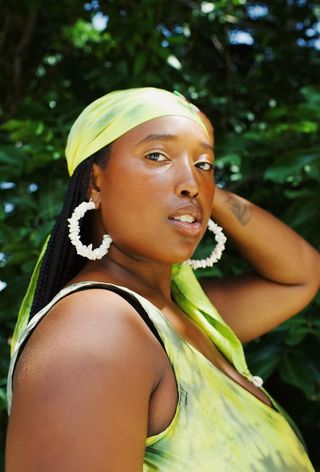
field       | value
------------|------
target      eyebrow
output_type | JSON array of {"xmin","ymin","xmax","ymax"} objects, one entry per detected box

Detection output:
[{"xmin": 136, "ymin": 133, "xmax": 214, "ymax": 154}]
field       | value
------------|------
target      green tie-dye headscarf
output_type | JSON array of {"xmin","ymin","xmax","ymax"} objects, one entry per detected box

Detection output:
[
  {"xmin": 10, "ymin": 87, "xmax": 210, "ymax": 354},
  {"xmin": 66, "ymin": 87, "xmax": 208, "ymax": 176}
]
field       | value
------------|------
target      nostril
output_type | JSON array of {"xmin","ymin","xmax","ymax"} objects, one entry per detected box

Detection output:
[{"xmin": 180, "ymin": 189, "xmax": 199, "ymax": 198}]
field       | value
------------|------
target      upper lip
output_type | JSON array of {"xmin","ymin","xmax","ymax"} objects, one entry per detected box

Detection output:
[{"xmin": 168, "ymin": 204, "xmax": 203, "ymax": 223}]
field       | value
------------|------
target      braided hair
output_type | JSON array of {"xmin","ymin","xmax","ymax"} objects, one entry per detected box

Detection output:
[{"xmin": 30, "ymin": 145, "xmax": 111, "ymax": 319}]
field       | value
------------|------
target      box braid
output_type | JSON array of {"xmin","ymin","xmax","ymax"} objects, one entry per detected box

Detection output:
[{"xmin": 30, "ymin": 145, "xmax": 111, "ymax": 319}]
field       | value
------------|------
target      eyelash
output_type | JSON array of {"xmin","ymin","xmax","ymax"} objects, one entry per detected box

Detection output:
[
  {"xmin": 145, "ymin": 152, "xmax": 167, "ymax": 162},
  {"xmin": 196, "ymin": 161, "xmax": 214, "ymax": 171},
  {"xmin": 145, "ymin": 152, "xmax": 213, "ymax": 171}
]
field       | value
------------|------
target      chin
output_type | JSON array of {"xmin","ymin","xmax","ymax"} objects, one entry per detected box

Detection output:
[
  {"xmin": 134, "ymin": 240, "xmax": 199, "ymax": 265},
  {"xmin": 163, "ymin": 249, "xmax": 197, "ymax": 266}
]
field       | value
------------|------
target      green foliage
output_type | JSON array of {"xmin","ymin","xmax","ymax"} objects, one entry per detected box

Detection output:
[{"xmin": 1, "ymin": 0, "xmax": 319, "ymax": 468}]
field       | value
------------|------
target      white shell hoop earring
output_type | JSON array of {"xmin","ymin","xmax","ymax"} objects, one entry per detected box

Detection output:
[
  {"xmin": 67, "ymin": 199, "xmax": 112, "ymax": 260},
  {"xmin": 186, "ymin": 219, "xmax": 227, "ymax": 270}
]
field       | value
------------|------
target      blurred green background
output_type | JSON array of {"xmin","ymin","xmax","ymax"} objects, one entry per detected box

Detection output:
[{"xmin": 1, "ymin": 0, "xmax": 319, "ymax": 469}]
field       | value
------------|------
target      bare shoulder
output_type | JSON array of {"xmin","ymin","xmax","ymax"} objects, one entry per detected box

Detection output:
[
  {"xmin": 12, "ymin": 288, "xmax": 163, "ymax": 392},
  {"xmin": 6, "ymin": 288, "xmax": 162, "ymax": 471}
]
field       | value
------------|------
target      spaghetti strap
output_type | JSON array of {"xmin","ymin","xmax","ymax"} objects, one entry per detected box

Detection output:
[{"xmin": 68, "ymin": 282, "xmax": 166, "ymax": 350}]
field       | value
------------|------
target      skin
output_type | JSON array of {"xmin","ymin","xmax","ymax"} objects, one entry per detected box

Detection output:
[{"xmin": 6, "ymin": 115, "xmax": 320, "ymax": 471}]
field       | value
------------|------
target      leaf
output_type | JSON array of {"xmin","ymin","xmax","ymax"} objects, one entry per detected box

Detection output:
[
  {"xmin": 285, "ymin": 327, "xmax": 309, "ymax": 346},
  {"xmin": 279, "ymin": 351, "xmax": 316, "ymax": 399},
  {"xmin": 133, "ymin": 51, "xmax": 147, "ymax": 76},
  {"xmin": 245, "ymin": 342, "xmax": 282, "ymax": 380},
  {"xmin": 0, "ymin": 388, "xmax": 7, "ymax": 411},
  {"xmin": 284, "ymin": 200, "xmax": 319, "ymax": 228},
  {"xmin": 216, "ymin": 153, "xmax": 241, "ymax": 166},
  {"xmin": 291, "ymin": 120, "xmax": 318, "ymax": 133},
  {"xmin": 264, "ymin": 148, "xmax": 320, "ymax": 183},
  {"xmin": 301, "ymin": 85, "xmax": 320, "ymax": 106},
  {"xmin": 0, "ymin": 145, "xmax": 26, "ymax": 177}
]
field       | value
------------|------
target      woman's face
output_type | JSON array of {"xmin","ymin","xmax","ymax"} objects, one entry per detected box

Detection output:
[{"xmin": 91, "ymin": 115, "xmax": 215, "ymax": 265}]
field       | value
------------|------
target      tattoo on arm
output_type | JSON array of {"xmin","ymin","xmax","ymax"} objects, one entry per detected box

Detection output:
[{"xmin": 225, "ymin": 195, "xmax": 252, "ymax": 225}]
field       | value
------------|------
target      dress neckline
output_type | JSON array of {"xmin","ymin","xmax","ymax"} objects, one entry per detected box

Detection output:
[{"xmin": 63, "ymin": 280, "xmax": 281, "ymax": 417}]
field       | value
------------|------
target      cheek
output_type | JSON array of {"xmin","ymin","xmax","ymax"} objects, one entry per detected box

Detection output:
[
  {"xmin": 99, "ymin": 168, "xmax": 166, "ymax": 235},
  {"xmin": 202, "ymin": 181, "xmax": 215, "ymax": 215}
]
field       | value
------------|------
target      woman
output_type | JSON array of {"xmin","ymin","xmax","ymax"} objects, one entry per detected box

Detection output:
[{"xmin": 5, "ymin": 88, "xmax": 319, "ymax": 471}]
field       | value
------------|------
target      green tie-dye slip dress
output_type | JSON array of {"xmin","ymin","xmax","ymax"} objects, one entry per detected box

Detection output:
[{"xmin": 7, "ymin": 271, "xmax": 315, "ymax": 471}]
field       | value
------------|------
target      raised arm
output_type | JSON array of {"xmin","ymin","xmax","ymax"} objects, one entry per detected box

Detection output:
[
  {"xmin": 201, "ymin": 187, "xmax": 320, "ymax": 343},
  {"xmin": 6, "ymin": 290, "xmax": 161, "ymax": 471}
]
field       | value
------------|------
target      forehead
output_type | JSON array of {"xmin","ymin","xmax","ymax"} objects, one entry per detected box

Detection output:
[{"xmin": 112, "ymin": 115, "xmax": 214, "ymax": 150}]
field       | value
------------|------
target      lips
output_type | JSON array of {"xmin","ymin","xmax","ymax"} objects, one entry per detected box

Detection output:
[
  {"xmin": 168, "ymin": 204, "xmax": 203, "ymax": 236},
  {"xmin": 168, "ymin": 204, "xmax": 202, "ymax": 223},
  {"xmin": 172, "ymin": 215, "xmax": 196, "ymax": 223}
]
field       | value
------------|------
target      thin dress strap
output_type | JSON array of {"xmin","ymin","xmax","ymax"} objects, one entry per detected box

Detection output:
[{"xmin": 7, "ymin": 281, "xmax": 166, "ymax": 414}]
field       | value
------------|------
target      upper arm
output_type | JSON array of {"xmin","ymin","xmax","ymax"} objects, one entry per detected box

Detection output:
[
  {"xmin": 201, "ymin": 273, "xmax": 319, "ymax": 343},
  {"xmin": 6, "ymin": 290, "xmax": 160, "ymax": 471}
]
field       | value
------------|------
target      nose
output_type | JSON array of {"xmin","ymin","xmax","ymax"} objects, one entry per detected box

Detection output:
[{"xmin": 175, "ymin": 160, "xmax": 199, "ymax": 199}]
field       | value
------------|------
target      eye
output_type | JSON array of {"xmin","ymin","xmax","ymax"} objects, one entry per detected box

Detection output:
[
  {"xmin": 145, "ymin": 152, "xmax": 168, "ymax": 162},
  {"xmin": 196, "ymin": 161, "xmax": 214, "ymax": 171}
]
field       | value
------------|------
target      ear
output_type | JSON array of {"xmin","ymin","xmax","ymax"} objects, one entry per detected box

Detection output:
[{"xmin": 87, "ymin": 163, "xmax": 103, "ymax": 208}]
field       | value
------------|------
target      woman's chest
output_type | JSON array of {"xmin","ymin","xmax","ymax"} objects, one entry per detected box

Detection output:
[{"xmin": 147, "ymin": 302, "xmax": 275, "ymax": 437}]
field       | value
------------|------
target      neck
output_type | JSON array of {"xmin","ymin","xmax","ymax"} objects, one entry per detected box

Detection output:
[{"xmin": 84, "ymin": 244, "xmax": 173, "ymax": 301}]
